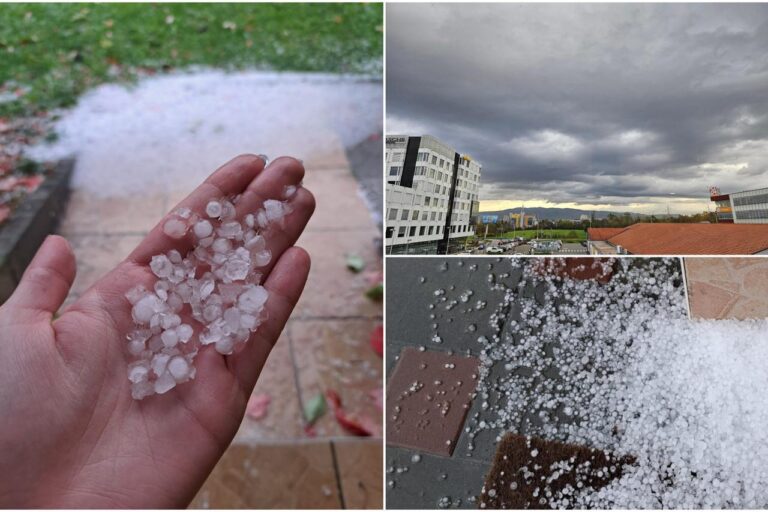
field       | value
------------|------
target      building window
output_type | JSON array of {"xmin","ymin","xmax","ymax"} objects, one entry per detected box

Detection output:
[
  {"xmin": 428, "ymin": 226, "xmax": 434, "ymax": 235},
  {"xmin": 388, "ymin": 209, "xmax": 398, "ymax": 221},
  {"xmin": 389, "ymin": 166, "xmax": 400, "ymax": 176},
  {"xmin": 419, "ymin": 226, "xmax": 426, "ymax": 236},
  {"xmin": 398, "ymin": 227, "xmax": 406, "ymax": 238},
  {"xmin": 431, "ymin": 155, "xmax": 437, "ymax": 164},
  {"xmin": 401, "ymin": 209, "xmax": 409, "ymax": 220},
  {"xmin": 422, "ymin": 212, "xmax": 428, "ymax": 221},
  {"xmin": 424, "ymin": 197, "xmax": 431, "ymax": 206},
  {"xmin": 385, "ymin": 227, "xmax": 393, "ymax": 238},
  {"xmin": 409, "ymin": 226, "xmax": 416, "ymax": 236},
  {"xmin": 436, "ymin": 226, "xmax": 441, "ymax": 234},
  {"xmin": 412, "ymin": 210, "xmax": 419, "ymax": 220},
  {"xmin": 430, "ymin": 212, "xmax": 437, "ymax": 221}
]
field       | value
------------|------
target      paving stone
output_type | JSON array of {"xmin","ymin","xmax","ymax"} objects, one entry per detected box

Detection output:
[
  {"xmin": 302, "ymin": 136, "xmax": 351, "ymax": 170},
  {"xmin": 58, "ymin": 190, "xmax": 167, "ymax": 236},
  {"xmin": 386, "ymin": 446, "xmax": 489, "ymax": 509},
  {"xmin": 334, "ymin": 439, "xmax": 383, "ymax": 509},
  {"xmin": 302, "ymin": 168, "xmax": 378, "ymax": 232},
  {"xmin": 685, "ymin": 257, "xmax": 768, "ymax": 319},
  {"xmin": 528, "ymin": 257, "xmax": 616, "ymax": 284},
  {"xmin": 294, "ymin": 230, "xmax": 381, "ymax": 319},
  {"xmin": 386, "ymin": 340, "xmax": 409, "ymax": 376},
  {"xmin": 386, "ymin": 257, "xmax": 515, "ymax": 354},
  {"xmin": 290, "ymin": 318, "xmax": 383, "ymax": 438},
  {"xmin": 63, "ymin": 233, "xmax": 143, "ymax": 306},
  {"xmin": 386, "ymin": 347, "xmax": 480, "ymax": 456},
  {"xmin": 232, "ymin": 332, "xmax": 304, "ymax": 443},
  {"xmin": 479, "ymin": 432, "xmax": 634, "ymax": 509},
  {"xmin": 454, "ymin": 358, "xmax": 528, "ymax": 464},
  {"xmin": 189, "ymin": 442, "xmax": 342, "ymax": 509}
]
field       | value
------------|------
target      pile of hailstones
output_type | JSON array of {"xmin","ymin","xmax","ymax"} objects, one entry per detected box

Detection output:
[{"xmin": 124, "ymin": 185, "xmax": 298, "ymax": 399}]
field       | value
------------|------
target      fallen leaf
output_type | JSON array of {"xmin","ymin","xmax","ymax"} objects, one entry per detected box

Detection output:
[
  {"xmin": 365, "ymin": 282, "xmax": 383, "ymax": 301},
  {"xmin": 346, "ymin": 253, "xmax": 365, "ymax": 273},
  {"xmin": 304, "ymin": 392, "xmax": 327, "ymax": 425},
  {"xmin": 245, "ymin": 393, "xmax": 271, "ymax": 420},
  {"xmin": 325, "ymin": 389, "xmax": 373, "ymax": 436},
  {"xmin": 370, "ymin": 324, "xmax": 383, "ymax": 357}
]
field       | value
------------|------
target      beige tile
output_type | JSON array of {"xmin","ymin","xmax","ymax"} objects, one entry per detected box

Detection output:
[
  {"xmin": 741, "ymin": 265, "xmax": 768, "ymax": 298},
  {"xmin": 302, "ymin": 139, "xmax": 350, "ymax": 171},
  {"xmin": 233, "ymin": 332, "xmax": 305, "ymax": 443},
  {"xmin": 686, "ymin": 258, "xmax": 768, "ymax": 320},
  {"xmin": 303, "ymin": 168, "xmax": 378, "ymax": 232},
  {"xmin": 63, "ymin": 233, "xmax": 143, "ymax": 305},
  {"xmin": 58, "ymin": 190, "xmax": 167, "ymax": 236},
  {"xmin": 189, "ymin": 442, "xmax": 342, "ymax": 509},
  {"xmin": 334, "ymin": 439, "xmax": 383, "ymax": 509},
  {"xmin": 294, "ymin": 230, "xmax": 382, "ymax": 319},
  {"xmin": 290, "ymin": 318, "xmax": 383, "ymax": 438},
  {"xmin": 728, "ymin": 298, "xmax": 768, "ymax": 319},
  {"xmin": 687, "ymin": 281, "xmax": 739, "ymax": 319},
  {"xmin": 684, "ymin": 257, "xmax": 733, "ymax": 283}
]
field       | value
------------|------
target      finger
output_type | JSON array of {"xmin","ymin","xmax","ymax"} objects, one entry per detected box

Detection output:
[
  {"xmin": 232, "ymin": 157, "xmax": 315, "ymax": 280},
  {"xmin": 127, "ymin": 154, "xmax": 267, "ymax": 265},
  {"xmin": 6, "ymin": 235, "xmax": 76, "ymax": 316},
  {"xmin": 229, "ymin": 246, "xmax": 311, "ymax": 391}
]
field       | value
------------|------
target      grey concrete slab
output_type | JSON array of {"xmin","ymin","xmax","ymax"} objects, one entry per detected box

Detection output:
[
  {"xmin": 387, "ymin": 257, "xmax": 523, "ymax": 356},
  {"xmin": 385, "ymin": 446, "xmax": 490, "ymax": 509}
]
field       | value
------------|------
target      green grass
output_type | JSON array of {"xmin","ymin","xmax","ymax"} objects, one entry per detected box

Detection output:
[
  {"xmin": 498, "ymin": 229, "xmax": 587, "ymax": 241},
  {"xmin": 0, "ymin": 3, "xmax": 383, "ymax": 117}
]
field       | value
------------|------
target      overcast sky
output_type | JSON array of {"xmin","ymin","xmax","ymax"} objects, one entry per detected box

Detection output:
[{"xmin": 387, "ymin": 3, "xmax": 768, "ymax": 214}]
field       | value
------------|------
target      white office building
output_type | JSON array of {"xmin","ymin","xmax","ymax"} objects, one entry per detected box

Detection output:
[
  {"xmin": 710, "ymin": 186, "xmax": 768, "ymax": 224},
  {"xmin": 385, "ymin": 134, "xmax": 481, "ymax": 254}
]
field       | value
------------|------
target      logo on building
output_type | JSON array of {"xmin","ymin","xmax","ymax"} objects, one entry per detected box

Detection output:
[{"xmin": 386, "ymin": 137, "xmax": 407, "ymax": 145}]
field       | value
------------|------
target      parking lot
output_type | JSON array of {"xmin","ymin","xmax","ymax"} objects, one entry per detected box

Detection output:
[{"xmin": 460, "ymin": 239, "xmax": 589, "ymax": 256}]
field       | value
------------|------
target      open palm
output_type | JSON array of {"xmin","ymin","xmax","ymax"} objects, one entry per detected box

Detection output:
[{"xmin": 0, "ymin": 155, "xmax": 315, "ymax": 508}]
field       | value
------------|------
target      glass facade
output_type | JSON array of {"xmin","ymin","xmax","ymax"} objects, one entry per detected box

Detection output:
[{"xmin": 732, "ymin": 188, "xmax": 768, "ymax": 223}]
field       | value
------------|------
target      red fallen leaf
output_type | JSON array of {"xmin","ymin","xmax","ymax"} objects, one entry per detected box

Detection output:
[
  {"xmin": 0, "ymin": 205, "xmax": 10, "ymax": 224},
  {"xmin": 0, "ymin": 177, "xmax": 20, "ymax": 192},
  {"xmin": 303, "ymin": 424, "xmax": 317, "ymax": 437},
  {"xmin": 19, "ymin": 175, "xmax": 43, "ymax": 192},
  {"xmin": 245, "ymin": 393, "xmax": 271, "ymax": 420},
  {"xmin": 325, "ymin": 389, "xmax": 373, "ymax": 437},
  {"xmin": 370, "ymin": 324, "xmax": 383, "ymax": 357}
]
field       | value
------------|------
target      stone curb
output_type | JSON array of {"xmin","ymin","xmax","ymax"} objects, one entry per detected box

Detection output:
[{"xmin": 0, "ymin": 158, "xmax": 75, "ymax": 303}]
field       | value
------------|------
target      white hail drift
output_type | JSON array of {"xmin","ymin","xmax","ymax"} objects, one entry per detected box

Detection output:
[{"xmin": 124, "ymin": 182, "xmax": 299, "ymax": 400}]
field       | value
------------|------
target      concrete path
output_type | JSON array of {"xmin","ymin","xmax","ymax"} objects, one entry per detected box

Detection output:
[{"xmin": 38, "ymin": 70, "xmax": 383, "ymax": 508}]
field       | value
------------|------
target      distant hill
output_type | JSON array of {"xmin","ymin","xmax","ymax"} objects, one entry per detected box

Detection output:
[{"xmin": 479, "ymin": 206, "xmax": 660, "ymax": 221}]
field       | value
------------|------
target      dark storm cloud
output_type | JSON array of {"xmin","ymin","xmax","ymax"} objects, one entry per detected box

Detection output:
[{"xmin": 386, "ymin": 3, "xmax": 768, "ymax": 212}]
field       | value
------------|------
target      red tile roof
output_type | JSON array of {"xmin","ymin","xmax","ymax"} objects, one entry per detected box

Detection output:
[
  {"xmin": 593, "ymin": 223, "xmax": 768, "ymax": 255},
  {"xmin": 587, "ymin": 227, "xmax": 629, "ymax": 241}
]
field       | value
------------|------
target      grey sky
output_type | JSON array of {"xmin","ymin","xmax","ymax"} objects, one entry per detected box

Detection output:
[{"xmin": 387, "ymin": 3, "xmax": 768, "ymax": 213}]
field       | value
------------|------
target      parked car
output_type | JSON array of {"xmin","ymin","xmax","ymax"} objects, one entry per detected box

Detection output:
[{"xmin": 486, "ymin": 246, "xmax": 504, "ymax": 254}]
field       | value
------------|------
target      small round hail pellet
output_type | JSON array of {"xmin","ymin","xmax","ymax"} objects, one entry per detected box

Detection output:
[
  {"xmin": 194, "ymin": 219, "xmax": 213, "ymax": 238},
  {"xmin": 206, "ymin": 200, "xmax": 223, "ymax": 218}
]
